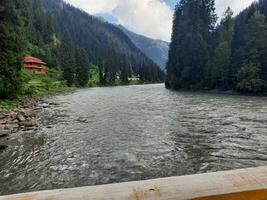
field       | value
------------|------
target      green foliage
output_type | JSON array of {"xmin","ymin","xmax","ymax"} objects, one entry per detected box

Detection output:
[
  {"xmin": 235, "ymin": 11, "xmax": 267, "ymax": 93},
  {"xmin": 210, "ymin": 42, "xmax": 231, "ymax": 89},
  {"xmin": 88, "ymin": 65, "xmax": 100, "ymax": 87},
  {"xmin": 20, "ymin": 71, "xmax": 65, "ymax": 96},
  {"xmin": 166, "ymin": 0, "xmax": 217, "ymax": 89},
  {"xmin": 59, "ymin": 33, "xmax": 76, "ymax": 87},
  {"xmin": 40, "ymin": 0, "xmax": 164, "ymax": 83},
  {"xmin": 0, "ymin": 100, "xmax": 15, "ymax": 115},
  {"xmin": 0, "ymin": 0, "xmax": 27, "ymax": 99},
  {"xmin": 120, "ymin": 55, "xmax": 131, "ymax": 84},
  {"xmin": 167, "ymin": 1, "xmax": 267, "ymax": 94},
  {"xmin": 76, "ymin": 48, "xmax": 90, "ymax": 87},
  {"xmin": 236, "ymin": 63, "xmax": 266, "ymax": 93},
  {"xmin": 209, "ymin": 7, "xmax": 234, "ymax": 90}
]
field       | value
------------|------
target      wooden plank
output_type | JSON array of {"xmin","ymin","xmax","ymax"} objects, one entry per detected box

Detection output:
[
  {"xmin": 195, "ymin": 189, "xmax": 267, "ymax": 200},
  {"xmin": 1, "ymin": 166, "xmax": 267, "ymax": 200}
]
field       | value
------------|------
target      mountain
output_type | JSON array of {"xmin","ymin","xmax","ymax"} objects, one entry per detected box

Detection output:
[
  {"xmin": 118, "ymin": 25, "xmax": 169, "ymax": 70},
  {"xmin": 31, "ymin": 0, "xmax": 163, "ymax": 75}
]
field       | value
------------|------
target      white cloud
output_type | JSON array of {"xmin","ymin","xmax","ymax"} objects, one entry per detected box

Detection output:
[
  {"xmin": 65, "ymin": 0, "xmax": 173, "ymax": 42},
  {"xmin": 216, "ymin": 0, "xmax": 255, "ymax": 18},
  {"xmin": 65, "ymin": 0, "xmax": 119, "ymax": 14},
  {"xmin": 113, "ymin": 0, "xmax": 173, "ymax": 41},
  {"xmin": 64, "ymin": 0, "xmax": 256, "ymax": 42}
]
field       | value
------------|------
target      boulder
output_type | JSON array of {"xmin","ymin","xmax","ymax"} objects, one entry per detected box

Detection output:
[
  {"xmin": 5, "ymin": 123, "xmax": 19, "ymax": 130},
  {"xmin": 21, "ymin": 108, "xmax": 36, "ymax": 118},
  {"xmin": 0, "ymin": 128, "xmax": 10, "ymax": 137},
  {"xmin": 20, "ymin": 120, "xmax": 36, "ymax": 127},
  {"xmin": 40, "ymin": 103, "xmax": 50, "ymax": 108},
  {"xmin": 16, "ymin": 113, "xmax": 26, "ymax": 122},
  {"xmin": 0, "ymin": 119, "xmax": 7, "ymax": 125}
]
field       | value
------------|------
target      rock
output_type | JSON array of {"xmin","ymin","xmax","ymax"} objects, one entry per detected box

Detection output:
[
  {"xmin": 12, "ymin": 119, "xmax": 19, "ymax": 123},
  {"xmin": 0, "ymin": 119, "xmax": 7, "ymax": 125},
  {"xmin": 77, "ymin": 118, "xmax": 87, "ymax": 123},
  {"xmin": 16, "ymin": 113, "xmax": 26, "ymax": 122},
  {"xmin": 5, "ymin": 123, "xmax": 19, "ymax": 130},
  {"xmin": 0, "ymin": 145, "xmax": 8, "ymax": 152},
  {"xmin": 0, "ymin": 129, "xmax": 10, "ymax": 137},
  {"xmin": 21, "ymin": 109, "xmax": 36, "ymax": 118},
  {"xmin": 40, "ymin": 103, "xmax": 50, "ymax": 108},
  {"xmin": 8, "ymin": 112, "xmax": 17, "ymax": 119},
  {"xmin": 20, "ymin": 120, "xmax": 36, "ymax": 127},
  {"xmin": 34, "ymin": 107, "xmax": 43, "ymax": 110}
]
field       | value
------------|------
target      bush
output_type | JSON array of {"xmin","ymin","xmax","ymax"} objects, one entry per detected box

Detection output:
[
  {"xmin": 20, "ymin": 70, "xmax": 65, "ymax": 96},
  {"xmin": 0, "ymin": 76, "xmax": 21, "ymax": 99},
  {"xmin": 236, "ymin": 63, "xmax": 266, "ymax": 93}
]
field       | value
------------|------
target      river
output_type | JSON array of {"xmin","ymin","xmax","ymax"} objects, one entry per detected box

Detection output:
[{"xmin": 0, "ymin": 84, "xmax": 267, "ymax": 195}]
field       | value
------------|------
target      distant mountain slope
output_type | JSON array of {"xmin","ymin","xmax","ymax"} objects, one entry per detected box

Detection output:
[
  {"xmin": 118, "ymin": 25, "xmax": 169, "ymax": 70},
  {"xmin": 40, "ymin": 0, "xmax": 159, "ymax": 72}
]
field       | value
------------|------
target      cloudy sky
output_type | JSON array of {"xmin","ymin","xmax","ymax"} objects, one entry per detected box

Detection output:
[{"xmin": 64, "ymin": 0, "xmax": 255, "ymax": 42}]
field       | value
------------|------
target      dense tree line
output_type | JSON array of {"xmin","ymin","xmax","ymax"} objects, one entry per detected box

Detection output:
[
  {"xmin": 166, "ymin": 0, "xmax": 267, "ymax": 94},
  {"xmin": 0, "ymin": 0, "xmax": 28, "ymax": 98},
  {"xmin": 0, "ymin": 0, "xmax": 164, "ymax": 98}
]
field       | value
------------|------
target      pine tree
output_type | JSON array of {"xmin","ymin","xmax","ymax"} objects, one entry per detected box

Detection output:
[
  {"xmin": 0, "ymin": 0, "xmax": 27, "ymax": 98},
  {"xmin": 76, "ymin": 48, "xmax": 90, "ymax": 86},
  {"xmin": 139, "ymin": 61, "xmax": 145, "ymax": 82},
  {"xmin": 166, "ymin": 0, "xmax": 217, "ymax": 89},
  {"xmin": 59, "ymin": 33, "xmax": 76, "ymax": 87},
  {"xmin": 210, "ymin": 7, "xmax": 234, "ymax": 90},
  {"xmin": 98, "ymin": 59, "xmax": 104, "ymax": 85},
  {"xmin": 120, "ymin": 55, "xmax": 130, "ymax": 83},
  {"xmin": 235, "ymin": 11, "xmax": 267, "ymax": 93}
]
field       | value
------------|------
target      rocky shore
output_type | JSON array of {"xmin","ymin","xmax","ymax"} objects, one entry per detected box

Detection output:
[
  {"xmin": 0, "ymin": 97, "xmax": 61, "ymax": 153},
  {"xmin": 0, "ymin": 98, "xmax": 60, "ymax": 138},
  {"xmin": 0, "ymin": 100, "xmax": 40, "ymax": 138}
]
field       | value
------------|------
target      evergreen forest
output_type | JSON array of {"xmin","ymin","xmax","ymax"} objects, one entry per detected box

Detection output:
[{"xmin": 166, "ymin": 0, "xmax": 267, "ymax": 94}]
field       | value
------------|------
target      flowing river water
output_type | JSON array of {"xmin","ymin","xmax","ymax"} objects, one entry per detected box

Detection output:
[{"xmin": 0, "ymin": 84, "xmax": 267, "ymax": 195}]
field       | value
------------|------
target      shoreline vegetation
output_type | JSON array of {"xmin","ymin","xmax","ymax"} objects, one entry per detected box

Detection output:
[{"xmin": 166, "ymin": 1, "xmax": 267, "ymax": 94}]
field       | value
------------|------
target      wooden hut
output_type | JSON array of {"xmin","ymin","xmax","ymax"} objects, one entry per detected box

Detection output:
[{"xmin": 23, "ymin": 56, "xmax": 46, "ymax": 75}]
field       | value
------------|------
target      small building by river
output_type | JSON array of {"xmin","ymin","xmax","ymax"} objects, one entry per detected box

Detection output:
[{"xmin": 23, "ymin": 56, "xmax": 46, "ymax": 75}]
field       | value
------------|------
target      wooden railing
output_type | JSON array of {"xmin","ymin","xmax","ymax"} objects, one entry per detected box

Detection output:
[{"xmin": 1, "ymin": 166, "xmax": 267, "ymax": 200}]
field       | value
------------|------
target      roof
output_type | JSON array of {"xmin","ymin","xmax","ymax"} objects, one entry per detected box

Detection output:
[{"xmin": 24, "ymin": 56, "xmax": 47, "ymax": 65}]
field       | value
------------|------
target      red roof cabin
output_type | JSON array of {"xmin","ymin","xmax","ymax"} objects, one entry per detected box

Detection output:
[{"xmin": 23, "ymin": 56, "xmax": 46, "ymax": 75}]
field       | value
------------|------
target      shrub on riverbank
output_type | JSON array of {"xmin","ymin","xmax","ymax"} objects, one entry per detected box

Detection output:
[
  {"xmin": 20, "ymin": 71, "xmax": 66, "ymax": 96},
  {"xmin": 0, "ymin": 70, "xmax": 67, "ymax": 116}
]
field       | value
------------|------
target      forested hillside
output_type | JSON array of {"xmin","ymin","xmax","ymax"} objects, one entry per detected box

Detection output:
[
  {"xmin": 0, "ymin": 0, "xmax": 164, "ymax": 99},
  {"xmin": 166, "ymin": 0, "xmax": 267, "ymax": 94},
  {"xmin": 118, "ymin": 25, "xmax": 169, "ymax": 70}
]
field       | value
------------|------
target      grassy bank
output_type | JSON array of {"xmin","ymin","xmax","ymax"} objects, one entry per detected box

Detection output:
[
  {"xmin": 0, "ymin": 70, "xmax": 68, "ymax": 116},
  {"xmin": 20, "ymin": 69, "xmax": 68, "ymax": 96}
]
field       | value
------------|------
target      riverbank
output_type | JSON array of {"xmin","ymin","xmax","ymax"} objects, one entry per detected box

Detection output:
[
  {"xmin": 0, "ymin": 99, "xmax": 39, "ymax": 137},
  {"xmin": 0, "ymin": 70, "xmax": 72, "ymax": 139},
  {"xmin": 0, "ymin": 75, "xmax": 162, "ymax": 139},
  {"xmin": 166, "ymin": 86, "xmax": 267, "ymax": 97}
]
